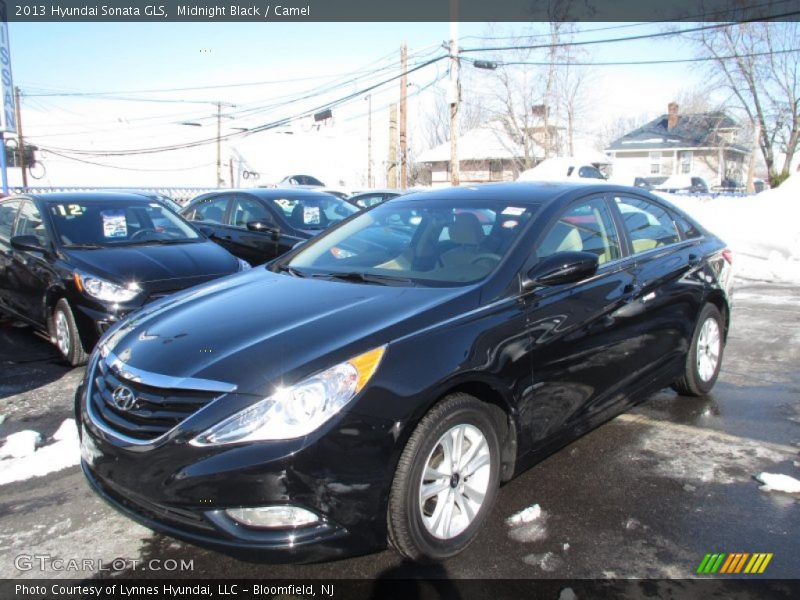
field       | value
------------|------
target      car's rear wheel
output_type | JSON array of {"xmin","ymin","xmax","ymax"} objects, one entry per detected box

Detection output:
[
  {"xmin": 672, "ymin": 303, "xmax": 725, "ymax": 396},
  {"xmin": 53, "ymin": 299, "xmax": 88, "ymax": 367},
  {"xmin": 387, "ymin": 393, "xmax": 500, "ymax": 561}
]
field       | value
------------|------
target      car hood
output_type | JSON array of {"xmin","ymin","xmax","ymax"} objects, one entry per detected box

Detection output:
[
  {"xmin": 63, "ymin": 241, "xmax": 240, "ymax": 289},
  {"xmin": 101, "ymin": 269, "xmax": 475, "ymax": 395}
]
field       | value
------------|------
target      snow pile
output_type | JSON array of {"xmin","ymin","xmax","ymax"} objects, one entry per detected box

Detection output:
[
  {"xmin": 657, "ymin": 174, "xmax": 800, "ymax": 284},
  {"xmin": 755, "ymin": 472, "xmax": 800, "ymax": 494},
  {"xmin": 506, "ymin": 503, "xmax": 549, "ymax": 543},
  {"xmin": 0, "ymin": 419, "xmax": 80, "ymax": 485},
  {"xmin": 522, "ymin": 551, "xmax": 564, "ymax": 572},
  {"xmin": 0, "ymin": 430, "xmax": 42, "ymax": 459}
]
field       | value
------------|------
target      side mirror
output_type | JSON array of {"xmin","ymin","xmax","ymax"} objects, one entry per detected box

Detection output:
[
  {"xmin": 247, "ymin": 220, "xmax": 280, "ymax": 239},
  {"xmin": 10, "ymin": 235, "xmax": 45, "ymax": 253},
  {"xmin": 522, "ymin": 251, "xmax": 599, "ymax": 291}
]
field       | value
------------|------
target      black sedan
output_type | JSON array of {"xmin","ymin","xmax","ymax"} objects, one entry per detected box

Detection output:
[
  {"xmin": 181, "ymin": 188, "xmax": 359, "ymax": 265},
  {"xmin": 77, "ymin": 182, "xmax": 732, "ymax": 562},
  {"xmin": 0, "ymin": 192, "xmax": 248, "ymax": 365}
]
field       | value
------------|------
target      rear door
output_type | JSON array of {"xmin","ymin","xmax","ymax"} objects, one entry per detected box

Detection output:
[
  {"xmin": 8, "ymin": 200, "xmax": 55, "ymax": 326},
  {"xmin": 226, "ymin": 195, "xmax": 284, "ymax": 265},
  {"xmin": 610, "ymin": 193, "xmax": 702, "ymax": 378},
  {"xmin": 521, "ymin": 194, "xmax": 640, "ymax": 444},
  {"xmin": 0, "ymin": 199, "xmax": 22, "ymax": 314}
]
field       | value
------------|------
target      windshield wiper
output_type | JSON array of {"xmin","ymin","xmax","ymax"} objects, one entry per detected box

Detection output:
[
  {"xmin": 310, "ymin": 271, "xmax": 415, "ymax": 286},
  {"xmin": 63, "ymin": 243, "xmax": 104, "ymax": 250},
  {"xmin": 276, "ymin": 264, "xmax": 307, "ymax": 278},
  {"xmin": 120, "ymin": 238, "xmax": 191, "ymax": 246}
]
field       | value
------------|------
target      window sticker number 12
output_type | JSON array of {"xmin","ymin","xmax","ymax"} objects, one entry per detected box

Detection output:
[{"xmin": 55, "ymin": 204, "xmax": 85, "ymax": 217}]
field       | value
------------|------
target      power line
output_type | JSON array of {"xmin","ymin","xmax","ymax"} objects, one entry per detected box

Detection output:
[
  {"xmin": 463, "ymin": 47, "xmax": 800, "ymax": 68},
  {"xmin": 459, "ymin": 13, "xmax": 800, "ymax": 54},
  {"xmin": 36, "ymin": 54, "xmax": 449, "ymax": 157}
]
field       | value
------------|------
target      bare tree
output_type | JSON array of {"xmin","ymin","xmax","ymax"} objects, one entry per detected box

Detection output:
[{"xmin": 686, "ymin": 21, "xmax": 800, "ymax": 186}]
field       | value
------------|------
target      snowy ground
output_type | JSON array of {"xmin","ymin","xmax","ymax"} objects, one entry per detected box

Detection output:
[
  {"xmin": 0, "ymin": 279, "xmax": 798, "ymax": 582},
  {"xmin": 656, "ymin": 174, "xmax": 800, "ymax": 285}
]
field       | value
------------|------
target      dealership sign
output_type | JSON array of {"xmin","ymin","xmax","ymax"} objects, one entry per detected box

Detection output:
[{"xmin": 0, "ymin": 2, "xmax": 16, "ymax": 134}]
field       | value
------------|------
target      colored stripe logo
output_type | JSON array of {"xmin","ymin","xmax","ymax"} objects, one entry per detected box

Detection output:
[{"xmin": 697, "ymin": 553, "xmax": 773, "ymax": 574}]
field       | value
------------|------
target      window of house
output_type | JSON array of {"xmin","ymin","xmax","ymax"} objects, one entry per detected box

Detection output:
[
  {"xmin": 649, "ymin": 151, "xmax": 662, "ymax": 175},
  {"xmin": 679, "ymin": 151, "xmax": 693, "ymax": 174},
  {"xmin": 489, "ymin": 160, "xmax": 503, "ymax": 180}
]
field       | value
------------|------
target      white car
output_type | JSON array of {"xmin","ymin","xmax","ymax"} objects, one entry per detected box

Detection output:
[{"xmin": 517, "ymin": 158, "xmax": 607, "ymax": 182}]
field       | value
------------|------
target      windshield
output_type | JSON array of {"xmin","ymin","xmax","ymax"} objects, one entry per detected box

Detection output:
[
  {"xmin": 269, "ymin": 194, "xmax": 358, "ymax": 230},
  {"xmin": 284, "ymin": 199, "xmax": 536, "ymax": 285},
  {"xmin": 47, "ymin": 199, "xmax": 201, "ymax": 247}
]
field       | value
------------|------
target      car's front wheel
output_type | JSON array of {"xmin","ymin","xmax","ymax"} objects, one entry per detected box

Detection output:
[
  {"xmin": 387, "ymin": 393, "xmax": 501, "ymax": 561},
  {"xmin": 52, "ymin": 299, "xmax": 88, "ymax": 367},
  {"xmin": 672, "ymin": 303, "xmax": 725, "ymax": 396}
]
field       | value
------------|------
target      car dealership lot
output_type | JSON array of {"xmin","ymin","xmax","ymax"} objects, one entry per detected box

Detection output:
[{"xmin": 0, "ymin": 279, "xmax": 798, "ymax": 580}]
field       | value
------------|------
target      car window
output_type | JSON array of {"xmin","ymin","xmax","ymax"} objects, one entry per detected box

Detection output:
[
  {"xmin": 0, "ymin": 200, "xmax": 21, "ymax": 240},
  {"xmin": 14, "ymin": 201, "xmax": 48, "ymax": 246},
  {"xmin": 578, "ymin": 166, "xmax": 605, "ymax": 179},
  {"xmin": 230, "ymin": 197, "xmax": 274, "ymax": 228},
  {"xmin": 356, "ymin": 194, "xmax": 386, "ymax": 208},
  {"xmin": 48, "ymin": 199, "xmax": 200, "ymax": 247},
  {"xmin": 671, "ymin": 211, "xmax": 702, "ymax": 240},
  {"xmin": 270, "ymin": 195, "xmax": 358, "ymax": 230},
  {"xmin": 614, "ymin": 196, "xmax": 681, "ymax": 253},
  {"xmin": 537, "ymin": 197, "xmax": 620, "ymax": 265},
  {"xmin": 287, "ymin": 199, "xmax": 537, "ymax": 285},
  {"xmin": 192, "ymin": 197, "xmax": 230, "ymax": 224}
]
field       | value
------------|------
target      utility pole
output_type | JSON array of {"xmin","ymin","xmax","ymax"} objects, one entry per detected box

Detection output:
[
  {"xmin": 388, "ymin": 104, "xmax": 398, "ymax": 189},
  {"xmin": 366, "ymin": 94, "xmax": 373, "ymax": 188},
  {"xmin": 746, "ymin": 121, "xmax": 760, "ymax": 193},
  {"xmin": 449, "ymin": 2, "xmax": 460, "ymax": 186},
  {"xmin": 216, "ymin": 101, "xmax": 222, "ymax": 187},
  {"xmin": 13, "ymin": 87, "xmax": 26, "ymax": 189},
  {"xmin": 399, "ymin": 42, "xmax": 408, "ymax": 190}
]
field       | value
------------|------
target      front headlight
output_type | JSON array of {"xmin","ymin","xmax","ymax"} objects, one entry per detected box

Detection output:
[
  {"xmin": 191, "ymin": 346, "xmax": 386, "ymax": 446},
  {"xmin": 74, "ymin": 272, "xmax": 141, "ymax": 303}
]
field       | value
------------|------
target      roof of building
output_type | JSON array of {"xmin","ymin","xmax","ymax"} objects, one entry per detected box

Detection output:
[
  {"xmin": 607, "ymin": 111, "xmax": 749, "ymax": 153},
  {"xmin": 418, "ymin": 122, "xmax": 537, "ymax": 163}
]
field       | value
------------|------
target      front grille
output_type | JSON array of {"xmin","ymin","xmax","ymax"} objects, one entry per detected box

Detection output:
[{"xmin": 89, "ymin": 358, "xmax": 219, "ymax": 442}]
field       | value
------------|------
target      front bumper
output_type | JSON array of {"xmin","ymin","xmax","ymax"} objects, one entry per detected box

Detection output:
[{"xmin": 76, "ymin": 381, "xmax": 399, "ymax": 562}]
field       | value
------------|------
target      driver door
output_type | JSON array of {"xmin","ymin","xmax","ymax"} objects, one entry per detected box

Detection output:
[{"xmin": 520, "ymin": 194, "xmax": 640, "ymax": 448}]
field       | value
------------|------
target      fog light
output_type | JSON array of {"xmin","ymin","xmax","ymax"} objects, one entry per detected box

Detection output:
[{"xmin": 225, "ymin": 506, "xmax": 319, "ymax": 529}]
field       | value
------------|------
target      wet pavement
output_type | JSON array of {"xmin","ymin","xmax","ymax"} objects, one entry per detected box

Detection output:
[{"xmin": 0, "ymin": 279, "xmax": 798, "ymax": 581}]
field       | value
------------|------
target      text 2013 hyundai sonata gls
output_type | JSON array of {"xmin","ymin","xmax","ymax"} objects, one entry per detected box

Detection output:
[{"xmin": 77, "ymin": 182, "xmax": 733, "ymax": 562}]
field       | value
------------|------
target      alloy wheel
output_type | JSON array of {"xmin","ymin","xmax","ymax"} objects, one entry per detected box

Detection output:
[
  {"xmin": 54, "ymin": 310, "xmax": 71, "ymax": 357},
  {"xmin": 696, "ymin": 317, "xmax": 721, "ymax": 382},
  {"xmin": 418, "ymin": 423, "xmax": 491, "ymax": 540}
]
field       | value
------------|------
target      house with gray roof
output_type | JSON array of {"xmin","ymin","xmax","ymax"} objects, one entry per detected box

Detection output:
[{"xmin": 605, "ymin": 103, "xmax": 750, "ymax": 187}]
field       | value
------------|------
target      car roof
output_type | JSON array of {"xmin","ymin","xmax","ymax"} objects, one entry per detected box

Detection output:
[
  {"xmin": 188, "ymin": 187, "xmax": 342, "ymax": 205},
  {"xmin": 19, "ymin": 191, "xmax": 162, "ymax": 203},
  {"xmin": 392, "ymin": 181, "xmax": 642, "ymax": 206}
]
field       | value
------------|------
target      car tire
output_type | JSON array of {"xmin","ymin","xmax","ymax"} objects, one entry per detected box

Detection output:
[
  {"xmin": 672, "ymin": 303, "xmax": 725, "ymax": 397},
  {"xmin": 387, "ymin": 393, "xmax": 501, "ymax": 561},
  {"xmin": 52, "ymin": 299, "xmax": 88, "ymax": 367}
]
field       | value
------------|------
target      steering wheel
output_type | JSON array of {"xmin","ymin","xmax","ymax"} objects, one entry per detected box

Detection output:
[
  {"xmin": 469, "ymin": 253, "xmax": 502, "ymax": 266},
  {"xmin": 130, "ymin": 228, "xmax": 157, "ymax": 240}
]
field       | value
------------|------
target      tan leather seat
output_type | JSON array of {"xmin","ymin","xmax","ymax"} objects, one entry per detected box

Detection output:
[{"xmin": 439, "ymin": 213, "xmax": 485, "ymax": 269}]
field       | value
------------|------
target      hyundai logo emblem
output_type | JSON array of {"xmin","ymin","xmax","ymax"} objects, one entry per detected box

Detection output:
[{"xmin": 111, "ymin": 385, "xmax": 137, "ymax": 411}]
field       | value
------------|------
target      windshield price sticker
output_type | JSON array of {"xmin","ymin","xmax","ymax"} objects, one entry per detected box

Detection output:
[
  {"xmin": 53, "ymin": 204, "xmax": 86, "ymax": 218},
  {"xmin": 303, "ymin": 206, "xmax": 321, "ymax": 225},
  {"xmin": 100, "ymin": 210, "xmax": 128, "ymax": 239},
  {"xmin": 502, "ymin": 206, "xmax": 526, "ymax": 216}
]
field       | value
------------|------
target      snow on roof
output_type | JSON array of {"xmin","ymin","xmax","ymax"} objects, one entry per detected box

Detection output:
[{"xmin": 417, "ymin": 123, "xmax": 532, "ymax": 163}]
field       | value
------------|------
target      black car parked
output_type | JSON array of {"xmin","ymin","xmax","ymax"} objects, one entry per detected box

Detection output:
[
  {"xmin": 0, "ymin": 192, "xmax": 248, "ymax": 365},
  {"xmin": 181, "ymin": 188, "xmax": 359, "ymax": 265},
  {"xmin": 77, "ymin": 182, "xmax": 732, "ymax": 562}
]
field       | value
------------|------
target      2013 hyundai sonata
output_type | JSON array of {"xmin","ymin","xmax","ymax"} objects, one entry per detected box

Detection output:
[{"xmin": 76, "ymin": 182, "xmax": 733, "ymax": 562}]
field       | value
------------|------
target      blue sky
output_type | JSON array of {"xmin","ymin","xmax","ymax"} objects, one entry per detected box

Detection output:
[{"xmin": 5, "ymin": 21, "xmax": 714, "ymax": 187}]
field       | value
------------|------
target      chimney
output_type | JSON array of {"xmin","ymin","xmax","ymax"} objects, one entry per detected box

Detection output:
[{"xmin": 667, "ymin": 102, "xmax": 679, "ymax": 130}]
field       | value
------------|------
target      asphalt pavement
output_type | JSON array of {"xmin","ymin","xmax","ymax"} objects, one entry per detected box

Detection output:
[{"xmin": 0, "ymin": 279, "xmax": 798, "ymax": 582}]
